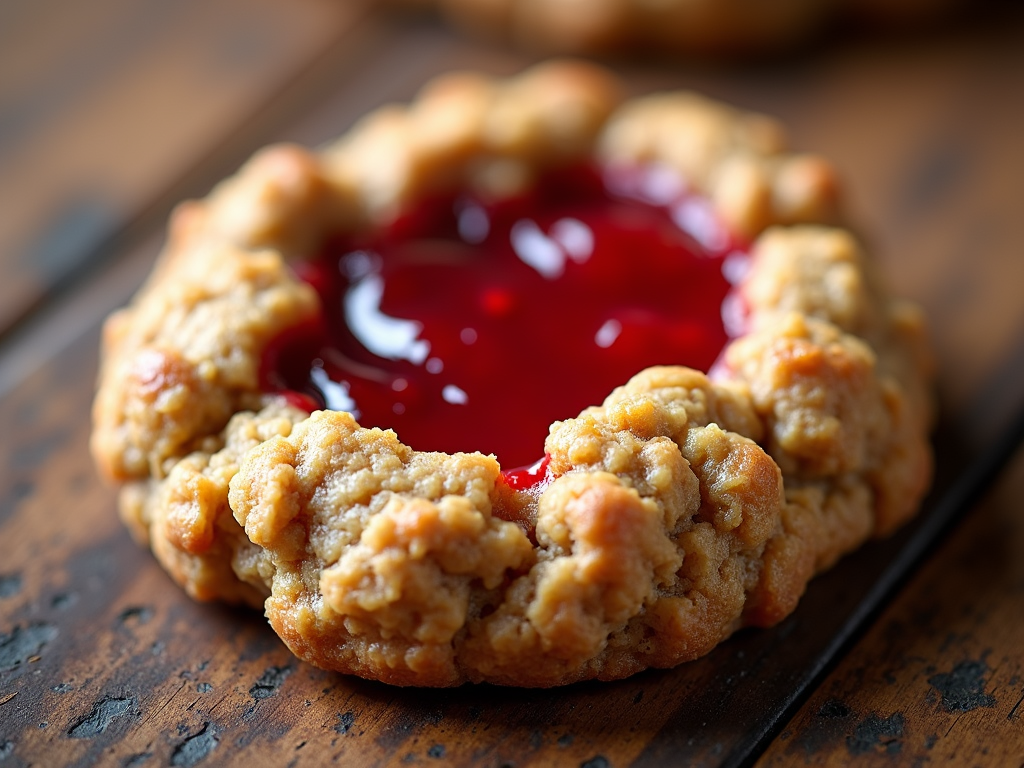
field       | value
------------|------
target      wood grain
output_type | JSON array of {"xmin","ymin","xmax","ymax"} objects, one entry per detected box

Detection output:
[
  {"xmin": 3, "ymin": 7, "xmax": 1024, "ymax": 768},
  {"xmin": 756, "ymin": 444, "xmax": 1024, "ymax": 767},
  {"xmin": 0, "ymin": 0, "xmax": 370, "ymax": 340}
]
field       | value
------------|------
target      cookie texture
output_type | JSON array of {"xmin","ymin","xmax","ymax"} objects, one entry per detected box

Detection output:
[{"xmin": 92, "ymin": 61, "xmax": 932, "ymax": 687}]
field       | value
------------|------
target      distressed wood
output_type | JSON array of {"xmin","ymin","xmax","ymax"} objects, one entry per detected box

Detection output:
[
  {"xmin": 756, "ymin": 445, "xmax": 1024, "ymax": 767},
  {"xmin": 3, "ymin": 7, "xmax": 1024, "ymax": 768}
]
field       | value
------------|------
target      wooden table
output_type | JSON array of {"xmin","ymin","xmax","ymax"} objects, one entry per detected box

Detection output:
[{"xmin": 3, "ymin": 3, "xmax": 1024, "ymax": 765}]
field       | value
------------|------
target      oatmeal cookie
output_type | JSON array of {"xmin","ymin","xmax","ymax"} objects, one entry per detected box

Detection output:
[{"xmin": 92, "ymin": 61, "xmax": 932, "ymax": 687}]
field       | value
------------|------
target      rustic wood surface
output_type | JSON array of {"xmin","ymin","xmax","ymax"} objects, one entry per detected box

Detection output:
[
  {"xmin": 0, "ymin": 0, "xmax": 372, "ymax": 340},
  {"xmin": 756, "ymin": 444, "xmax": 1024, "ymax": 767},
  {"xmin": 3, "ymin": 4, "xmax": 1024, "ymax": 767}
]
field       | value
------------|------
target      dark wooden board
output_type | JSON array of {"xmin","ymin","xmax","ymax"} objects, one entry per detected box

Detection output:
[
  {"xmin": 757, "ymin": 443, "xmax": 1024, "ymax": 767},
  {"xmin": 3, "ymin": 8, "xmax": 1024, "ymax": 768}
]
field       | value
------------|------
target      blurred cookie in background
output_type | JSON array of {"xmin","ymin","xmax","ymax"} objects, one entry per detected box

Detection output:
[{"xmin": 388, "ymin": 0, "xmax": 962, "ymax": 58}]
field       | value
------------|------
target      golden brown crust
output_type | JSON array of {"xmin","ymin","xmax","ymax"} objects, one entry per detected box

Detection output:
[{"xmin": 91, "ymin": 61, "xmax": 933, "ymax": 686}]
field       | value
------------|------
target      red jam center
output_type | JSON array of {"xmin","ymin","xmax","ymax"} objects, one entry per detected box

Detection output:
[{"xmin": 262, "ymin": 165, "xmax": 746, "ymax": 470}]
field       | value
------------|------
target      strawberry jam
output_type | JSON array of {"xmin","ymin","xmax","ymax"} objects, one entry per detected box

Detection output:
[{"xmin": 262, "ymin": 165, "xmax": 746, "ymax": 469}]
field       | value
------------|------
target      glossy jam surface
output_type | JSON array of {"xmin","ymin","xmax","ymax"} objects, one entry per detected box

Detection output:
[{"xmin": 263, "ymin": 166, "xmax": 745, "ymax": 469}]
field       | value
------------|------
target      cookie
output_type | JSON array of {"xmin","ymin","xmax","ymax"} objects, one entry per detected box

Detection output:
[
  {"xmin": 91, "ymin": 61, "xmax": 932, "ymax": 687},
  {"xmin": 405, "ymin": 0, "xmax": 959, "ymax": 57}
]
